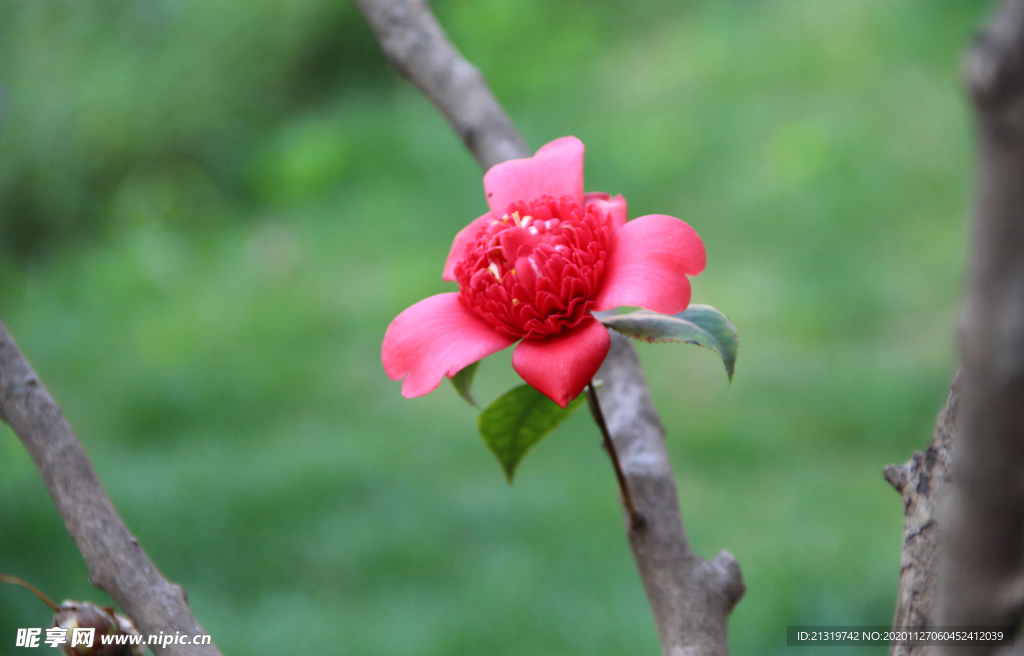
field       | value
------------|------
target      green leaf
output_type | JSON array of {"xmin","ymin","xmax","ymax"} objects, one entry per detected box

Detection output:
[
  {"xmin": 477, "ymin": 384, "xmax": 585, "ymax": 483},
  {"xmin": 600, "ymin": 304, "xmax": 739, "ymax": 382},
  {"xmin": 449, "ymin": 361, "xmax": 480, "ymax": 408}
]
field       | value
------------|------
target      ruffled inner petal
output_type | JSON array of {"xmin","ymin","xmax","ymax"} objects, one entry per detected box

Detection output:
[
  {"xmin": 583, "ymin": 192, "xmax": 628, "ymax": 230},
  {"xmin": 453, "ymin": 196, "xmax": 611, "ymax": 339}
]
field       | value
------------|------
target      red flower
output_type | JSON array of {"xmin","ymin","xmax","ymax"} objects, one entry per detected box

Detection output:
[{"xmin": 382, "ymin": 137, "xmax": 706, "ymax": 408}]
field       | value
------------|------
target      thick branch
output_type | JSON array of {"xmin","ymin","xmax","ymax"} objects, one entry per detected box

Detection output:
[
  {"xmin": 885, "ymin": 375, "xmax": 958, "ymax": 656},
  {"xmin": 937, "ymin": 0, "xmax": 1024, "ymax": 651},
  {"xmin": 0, "ymin": 319, "xmax": 221, "ymax": 656},
  {"xmin": 352, "ymin": 1, "xmax": 744, "ymax": 654},
  {"xmin": 595, "ymin": 333, "xmax": 745, "ymax": 656},
  {"xmin": 349, "ymin": 0, "xmax": 528, "ymax": 169}
]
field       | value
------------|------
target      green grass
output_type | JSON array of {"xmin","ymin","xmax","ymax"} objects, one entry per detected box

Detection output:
[{"xmin": 0, "ymin": 0, "xmax": 985, "ymax": 653}]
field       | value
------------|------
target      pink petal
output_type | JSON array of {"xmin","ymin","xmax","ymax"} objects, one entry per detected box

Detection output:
[
  {"xmin": 584, "ymin": 192, "xmax": 628, "ymax": 230},
  {"xmin": 483, "ymin": 136, "xmax": 584, "ymax": 216},
  {"xmin": 511, "ymin": 316, "xmax": 610, "ymax": 408},
  {"xmin": 383, "ymin": 293, "xmax": 516, "ymax": 398},
  {"xmin": 594, "ymin": 214, "xmax": 706, "ymax": 315},
  {"xmin": 443, "ymin": 212, "xmax": 492, "ymax": 282}
]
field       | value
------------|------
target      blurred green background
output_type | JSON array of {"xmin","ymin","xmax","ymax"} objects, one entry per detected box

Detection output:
[{"xmin": 0, "ymin": 0, "xmax": 983, "ymax": 653}]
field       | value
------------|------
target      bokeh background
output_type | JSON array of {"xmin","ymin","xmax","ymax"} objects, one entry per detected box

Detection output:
[{"xmin": 0, "ymin": 0, "xmax": 986, "ymax": 653}]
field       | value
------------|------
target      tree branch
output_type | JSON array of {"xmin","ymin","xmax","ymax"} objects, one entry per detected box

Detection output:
[
  {"xmin": 936, "ymin": 0, "xmax": 1024, "ymax": 650},
  {"xmin": 352, "ymin": 2, "xmax": 745, "ymax": 653},
  {"xmin": 349, "ymin": 0, "xmax": 528, "ymax": 170},
  {"xmin": 0, "ymin": 319, "xmax": 221, "ymax": 656},
  {"xmin": 595, "ymin": 333, "xmax": 745, "ymax": 656},
  {"xmin": 885, "ymin": 374, "xmax": 958, "ymax": 656}
]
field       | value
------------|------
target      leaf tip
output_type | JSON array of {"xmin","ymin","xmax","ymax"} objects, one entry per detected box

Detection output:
[
  {"xmin": 499, "ymin": 456, "xmax": 520, "ymax": 484},
  {"xmin": 450, "ymin": 361, "xmax": 481, "ymax": 408},
  {"xmin": 477, "ymin": 383, "xmax": 584, "ymax": 486}
]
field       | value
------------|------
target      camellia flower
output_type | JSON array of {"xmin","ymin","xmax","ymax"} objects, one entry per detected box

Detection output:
[{"xmin": 382, "ymin": 136, "xmax": 706, "ymax": 408}]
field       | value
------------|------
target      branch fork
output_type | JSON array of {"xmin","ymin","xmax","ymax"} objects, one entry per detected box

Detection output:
[{"xmin": 352, "ymin": 2, "xmax": 746, "ymax": 654}]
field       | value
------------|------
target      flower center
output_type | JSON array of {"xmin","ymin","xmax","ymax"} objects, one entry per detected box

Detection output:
[{"xmin": 454, "ymin": 195, "xmax": 611, "ymax": 339}]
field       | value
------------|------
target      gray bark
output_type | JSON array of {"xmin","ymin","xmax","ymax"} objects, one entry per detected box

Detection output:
[
  {"xmin": 937, "ymin": 0, "xmax": 1024, "ymax": 652},
  {"xmin": 596, "ymin": 333, "xmax": 745, "ymax": 656},
  {"xmin": 0, "ymin": 320, "xmax": 221, "ymax": 656},
  {"xmin": 350, "ymin": 0, "xmax": 527, "ymax": 170},
  {"xmin": 885, "ymin": 376, "xmax": 958, "ymax": 656}
]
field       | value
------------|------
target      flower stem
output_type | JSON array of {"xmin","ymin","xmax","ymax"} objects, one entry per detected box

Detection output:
[{"xmin": 586, "ymin": 381, "xmax": 644, "ymax": 530}]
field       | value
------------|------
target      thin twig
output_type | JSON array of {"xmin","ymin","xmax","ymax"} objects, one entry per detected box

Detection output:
[
  {"xmin": 586, "ymin": 381, "xmax": 643, "ymax": 530},
  {"xmin": 0, "ymin": 319, "xmax": 221, "ymax": 656},
  {"xmin": 0, "ymin": 573, "xmax": 60, "ymax": 611}
]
